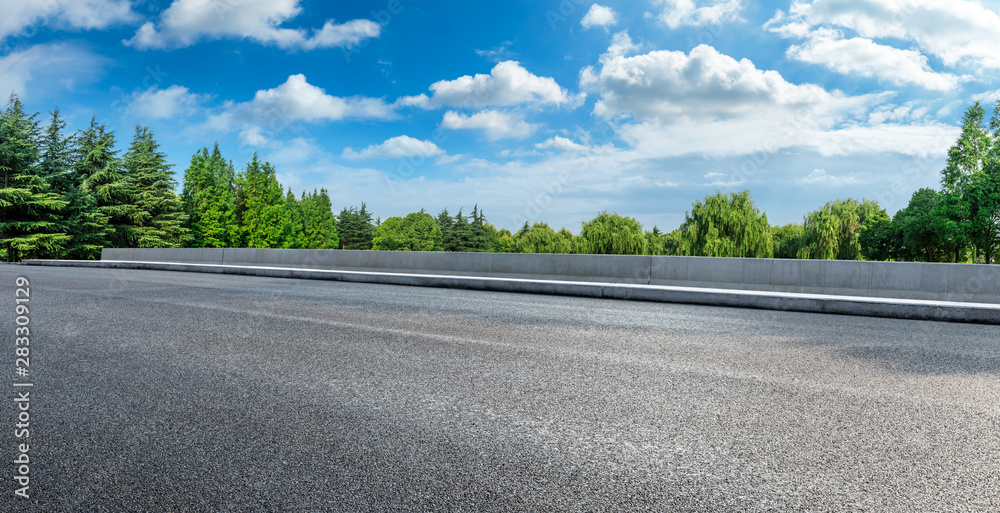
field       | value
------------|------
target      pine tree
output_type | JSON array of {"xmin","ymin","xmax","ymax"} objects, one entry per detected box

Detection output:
[
  {"xmin": 302, "ymin": 188, "xmax": 338, "ymax": 249},
  {"xmin": 76, "ymin": 118, "xmax": 140, "ymax": 248},
  {"xmin": 39, "ymin": 108, "xmax": 109, "ymax": 259},
  {"xmin": 238, "ymin": 154, "xmax": 287, "ymax": 248},
  {"xmin": 123, "ymin": 126, "xmax": 189, "ymax": 248},
  {"xmin": 182, "ymin": 143, "xmax": 238, "ymax": 248},
  {"xmin": 0, "ymin": 94, "xmax": 69, "ymax": 261},
  {"xmin": 283, "ymin": 188, "xmax": 306, "ymax": 249},
  {"xmin": 338, "ymin": 203, "xmax": 375, "ymax": 250}
]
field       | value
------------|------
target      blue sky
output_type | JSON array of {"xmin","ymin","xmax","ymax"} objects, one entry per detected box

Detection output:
[{"xmin": 4, "ymin": 0, "xmax": 1000, "ymax": 232}]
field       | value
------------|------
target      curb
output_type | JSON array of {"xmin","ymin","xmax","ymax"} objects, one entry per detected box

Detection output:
[{"xmin": 22, "ymin": 259, "xmax": 1000, "ymax": 325}]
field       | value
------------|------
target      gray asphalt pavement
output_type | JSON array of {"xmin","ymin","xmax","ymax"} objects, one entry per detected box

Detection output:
[{"xmin": 2, "ymin": 265, "xmax": 999, "ymax": 512}]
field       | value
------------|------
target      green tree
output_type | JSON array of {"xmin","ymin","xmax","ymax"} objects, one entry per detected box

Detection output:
[
  {"xmin": 181, "ymin": 144, "xmax": 238, "ymax": 248},
  {"xmin": 0, "ymin": 94, "xmax": 69, "ymax": 261},
  {"xmin": 514, "ymin": 222, "xmax": 571, "ymax": 253},
  {"xmin": 283, "ymin": 188, "xmax": 306, "ymax": 249},
  {"xmin": 680, "ymin": 190, "xmax": 772, "ymax": 258},
  {"xmin": 857, "ymin": 211, "xmax": 894, "ymax": 262},
  {"xmin": 798, "ymin": 198, "xmax": 885, "ymax": 260},
  {"xmin": 40, "ymin": 108, "xmax": 108, "ymax": 259},
  {"xmin": 892, "ymin": 189, "xmax": 944, "ymax": 262},
  {"xmin": 123, "ymin": 126, "xmax": 188, "ymax": 248},
  {"xmin": 338, "ymin": 203, "xmax": 376, "ymax": 250},
  {"xmin": 579, "ymin": 211, "xmax": 648, "ymax": 255},
  {"xmin": 238, "ymin": 154, "xmax": 288, "ymax": 248},
  {"xmin": 372, "ymin": 211, "xmax": 442, "ymax": 251},
  {"xmin": 77, "ymin": 118, "xmax": 141, "ymax": 248},
  {"xmin": 771, "ymin": 223, "xmax": 805, "ymax": 259},
  {"xmin": 493, "ymin": 227, "xmax": 516, "ymax": 253},
  {"xmin": 299, "ymin": 188, "xmax": 339, "ymax": 249}
]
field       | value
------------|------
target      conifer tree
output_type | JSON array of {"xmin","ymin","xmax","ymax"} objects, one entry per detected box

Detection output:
[
  {"xmin": 239, "ymin": 154, "xmax": 288, "ymax": 248},
  {"xmin": 123, "ymin": 126, "xmax": 188, "ymax": 247},
  {"xmin": 181, "ymin": 143, "xmax": 237, "ymax": 248},
  {"xmin": 39, "ymin": 108, "xmax": 109, "ymax": 259},
  {"xmin": 0, "ymin": 94, "xmax": 69, "ymax": 261},
  {"xmin": 76, "ymin": 118, "xmax": 140, "ymax": 248}
]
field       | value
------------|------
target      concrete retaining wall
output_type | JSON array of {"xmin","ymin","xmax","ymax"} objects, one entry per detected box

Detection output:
[{"xmin": 100, "ymin": 248, "xmax": 1000, "ymax": 305}]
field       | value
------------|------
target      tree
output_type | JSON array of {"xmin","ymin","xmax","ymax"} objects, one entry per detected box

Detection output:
[
  {"xmin": 0, "ymin": 94, "xmax": 69, "ymax": 261},
  {"xmin": 680, "ymin": 191, "xmax": 772, "ymax": 258},
  {"xmin": 123, "ymin": 126, "xmax": 188, "ymax": 248},
  {"xmin": 40, "ymin": 108, "xmax": 108, "ymax": 259},
  {"xmin": 514, "ymin": 222, "xmax": 572, "ymax": 254},
  {"xmin": 338, "ymin": 203, "xmax": 375, "ymax": 250},
  {"xmin": 372, "ymin": 211, "xmax": 442, "ymax": 251},
  {"xmin": 798, "ymin": 198, "xmax": 885, "ymax": 260},
  {"xmin": 238, "ymin": 154, "xmax": 288, "ymax": 248},
  {"xmin": 493, "ymin": 227, "xmax": 516, "ymax": 253},
  {"xmin": 942, "ymin": 102, "xmax": 991, "ymax": 194},
  {"xmin": 77, "ymin": 118, "xmax": 140, "ymax": 248},
  {"xmin": 857, "ymin": 211, "xmax": 894, "ymax": 262},
  {"xmin": 579, "ymin": 211, "xmax": 648, "ymax": 255},
  {"xmin": 181, "ymin": 144, "xmax": 238, "ymax": 248},
  {"xmin": 771, "ymin": 223, "xmax": 805, "ymax": 259},
  {"xmin": 299, "ymin": 188, "xmax": 339, "ymax": 249},
  {"xmin": 283, "ymin": 188, "xmax": 306, "ymax": 249}
]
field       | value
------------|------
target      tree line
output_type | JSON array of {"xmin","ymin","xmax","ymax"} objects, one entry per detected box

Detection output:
[{"xmin": 2, "ymin": 94, "xmax": 998, "ymax": 263}]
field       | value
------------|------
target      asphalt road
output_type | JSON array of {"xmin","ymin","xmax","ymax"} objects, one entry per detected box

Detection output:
[{"xmin": 2, "ymin": 265, "xmax": 999, "ymax": 512}]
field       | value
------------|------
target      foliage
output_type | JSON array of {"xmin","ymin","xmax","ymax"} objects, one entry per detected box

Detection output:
[
  {"xmin": 772, "ymin": 223, "xmax": 805, "ymax": 260},
  {"xmin": 372, "ymin": 211, "xmax": 442, "ymax": 251},
  {"xmin": 123, "ymin": 126, "xmax": 188, "ymax": 248},
  {"xmin": 338, "ymin": 203, "xmax": 375, "ymax": 250},
  {"xmin": 238, "ymin": 154, "xmax": 288, "ymax": 248},
  {"xmin": 0, "ymin": 94, "xmax": 69, "ymax": 261},
  {"xmin": 680, "ymin": 191, "xmax": 772, "ymax": 258},
  {"xmin": 181, "ymin": 143, "xmax": 238, "ymax": 248},
  {"xmin": 580, "ymin": 211, "xmax": 647, "ymax": 255}
]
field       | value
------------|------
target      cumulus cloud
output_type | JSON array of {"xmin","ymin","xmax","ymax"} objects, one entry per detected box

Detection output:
[
  {"xmin": 196, "ymin": 74, "xmax": 396, "ymax": 149},
  {"xmin": 343, "ymin": 135, "xmax": 445, "ymax": 160},
  {"xmin": 0, "ymin": 43, "xmax": 110, "ymax": 99},
  {"xmin": 441, "ymin": 110, "xmax": 539, "ymax": 140},
  {"xmin": 784, "ymin": 28, "xmax": 966, "ymax": 91},
  {"xmin": 0, "ymin": 0, "xmax": 136, "ymax": 42},
  {"xmin": 652, "ymin": 0, "xmax": 743, "ymax": 28},
  {"xmin": 127, "ymin": 85, "xmax": 208, "ymax": 120},
  {"xmin": 125, "ymin": 0, "xmax": 380, "ymax": 50},
  {"xmin": 580, "ymin": 34, "xmax": 958, "ymax": 158},
  {"xmin": 580, "ymin": 34, "xmax": 860, "ymax": 122},
  {"xmin": 581, "ymin": 4, "xmax": 618, "ymax": 29},
  {"xmin": 768, "ymin": 0, "xmax": 1000, "ymax": 75},
  {"xmin": 402, "ymin": 61, "xmax": 582, "ymax": 109},
  {"xmin": 245, "ymin": 74, "xmax": 395, "ymax": 123}
]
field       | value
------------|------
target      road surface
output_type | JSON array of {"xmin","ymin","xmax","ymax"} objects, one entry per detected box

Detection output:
[{"xmin": 2, "ymin": 265, "xmax": 999, "ymax": 512}]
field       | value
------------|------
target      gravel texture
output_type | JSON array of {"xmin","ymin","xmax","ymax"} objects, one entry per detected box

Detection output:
[{"xmin": 2, "ymin": 265, "xmax": 999, "ymax": 512}]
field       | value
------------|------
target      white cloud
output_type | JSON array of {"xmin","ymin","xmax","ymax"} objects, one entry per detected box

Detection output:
[
  {"xmin": 343, "ymin": 135, "xmax": 445, "ymax": 160},
  {"xmin": 125, "ymin": 0, "xmax": 380, "ymax": 50},
  {"xmin": 0, "ymin": 43, "xmax": 110, "ymax": 99},
  {"xmin": 785, "ymin": 29, "xmax": 966, "ymax": 91},
  {"xmin": 652, "ymin": 0, "xmax": 743, "ymax": 28},
  {"xmin": 0, "ymin": 0, "xmax": 136, "ymax": 42},
  {"xmin": 196, "ymin": 74, "xmax": 396, "ymax": 150},
  {"xmin": 246, "ymin": 74, "xmax": 395, "ymax": 123},
  {"xmin": 795, "ymin": 168, "xmax": 857, "ymax": 186},
  {"xmin": 580, "ymin": 36, "xmax": 958, "ymax": 158},
  {"xmin": 581, "ymin": 4, "xmax": 618, "ymax": 29},
  {"xmin": 127, "ymin": 85, "xmax": 208, "ymax": 120},
  {"xmin": 404, "ymin": 61, "xmax": 582, "ymax": 109},
  {"xmin": 769, "ymin": 0, "xmax": 1000, "ymax": 72},
  {"xmin": 581, "ymin": 37, "xmax": 860, "ymax": 123},
  {"xmin": 441, "ymin": 110, "xmax": 539, "ymax": 140}
]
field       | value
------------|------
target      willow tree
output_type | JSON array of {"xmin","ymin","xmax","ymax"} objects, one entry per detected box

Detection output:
[
  {"xmin": 579, "ymin": 211, "xmax": 647, "ymax": 255},
  {"xmin": 514, "ymin": 222, "xmax": 573, "ymax": 254},
  {"xmin": 680, "ymin": 190, "xmax": 772, "ymax": 258},
  {"xmin": 798, "ymin": 198, "xmax": 885, "ymax": 260}
]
